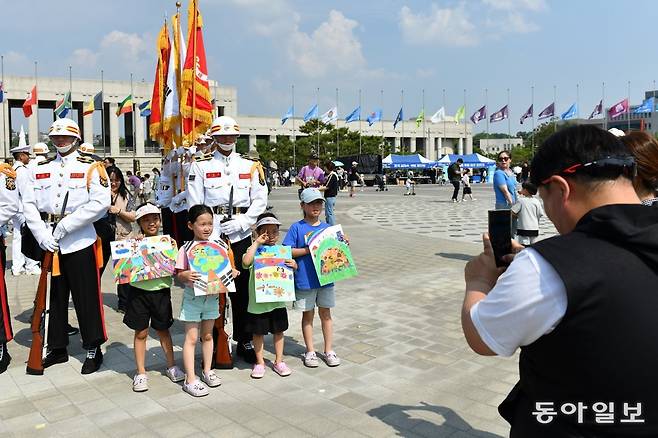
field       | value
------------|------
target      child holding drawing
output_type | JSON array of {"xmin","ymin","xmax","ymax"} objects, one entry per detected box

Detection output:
[
  {"xmin": 123, "ymin": 203, "xmax": 185, "ymax": 392},
  {"xmin": 175, "ymin": 204, "xmax": 223, "ymax": 397},
  {"xmin": 283, "ymin": 188, "xmax": 341, "ymax": 368},
  {"xmin": 242, "ymin": 212, "xmax": 297, "ymax": 379}
]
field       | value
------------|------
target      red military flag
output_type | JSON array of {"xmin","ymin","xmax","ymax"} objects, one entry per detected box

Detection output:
[
  {"xmin": 149, "ymin": 21, "xmax": 170, "ymax": 146},
  {"xmin": 23, "ymin": 85, "xmax": 37, "ymax": 118},
  {"xmin": 608, "ymin": 98, "xmax": 629, "ymax": 119},
  {"xmin": 181, "ymin": 0, "xmax": 213, "ymax": 146}
]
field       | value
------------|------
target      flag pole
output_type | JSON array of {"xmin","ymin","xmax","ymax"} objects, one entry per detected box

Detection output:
[
  {"xmin": 35, "ymin": 61, "xmax": 39, "ymax": 142},
  {"xmin": 400, "ymin": 89, "xmax": 404, "ymax": 153},
  {"xmin": 553, "ymin": 85, "xmax": 557, "ymax": 132},
  {"xmin": 422, "ymin": 88, "xmax": 426, "ymax": 157},
  {"xmin": 463, "ymin": 88, "xmax": 466, "ymax": 155},
  {"xmin": 1, "ymin": 55, "xmax": 6, "ymax": 157},
  {"xmin": 191, "ymin": 0, "xmax": 198, "ymax": 146},
  {"xmin": 507, "ymin": 88, "xmax": 511, "ymax": 141},
  {"xmin": 335, "ymin": 87, "xmax": 339, "ymax": 157},
  {"xmin": 131, "ymin": 73, "xmax": 136, "ymax": 159},
  {"xmin": 576, "ymin": 83, "xmax": 580, "ymax": 119},
  {"xmin": 101, "ymin": 70, "xmax": 106, "ymax": 154},
  {"xmin": 379, "ymin": 88, "xmax": 384, "ymax": 148},
  {"xmin": 292, "ymin": 84, "xmax": 296, "ymax": 169},
  {"xmin": 69, "ymin": 65, "xmax": 72, "ymax": 121},
  {"xmin": 442, "ymin": 88, "xmax": 446, "ymax": 156},
  {"xmin": 531, "ymin": 85, "xmax": 535, "ymax": 154},
  {"xmin": 316, "ymin": 86, "xmax": 320, "ymax": 155},
  {"xmin": 601, "ymin": 82, "xmax": 605, "ymax": 129},
  {"xmin": 485, "ymin": 88, "xmax": 489, "ymax": 140},
  {"xmin": 627, "ymin": 80, "xmax": 631, "ymax": 132},
  {"xmin": 358, "ymin": 88, "xmax": 362, "ymax": 155}
]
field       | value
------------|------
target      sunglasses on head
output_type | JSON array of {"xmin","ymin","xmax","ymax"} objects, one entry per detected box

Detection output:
[{"xmin": 540, "ymin": 156, "xmax": 636, "ymax": 185}]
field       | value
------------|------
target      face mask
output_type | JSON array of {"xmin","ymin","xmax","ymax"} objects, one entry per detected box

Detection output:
[
  {"xmin": 55, "ymin": 142, "xmax": 76, "ymax": 155},
  {"xmin": 217, "ymin": 142, "xmax": 235, "ymax": 152}
]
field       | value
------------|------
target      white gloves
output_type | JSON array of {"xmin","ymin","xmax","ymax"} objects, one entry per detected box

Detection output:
[
  {"xmin": 41, "ymin": 235, "xmax": 59, "ymax": 253},
  {"xmin": 220, "ymin": 219, "xmax": 242, "ymax": 236},
  {"xmin": 53, "ymin": 223, "xmax": 67, "ymax": 241}
]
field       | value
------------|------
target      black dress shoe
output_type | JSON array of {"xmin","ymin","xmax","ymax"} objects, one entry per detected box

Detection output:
[
  {"xmin": 81, "ymin": 347, "xmax": 103, "ymax": 374},
  {"xmin": 43, "ymin": 348, "xmax": 69, "ymax": 368},
  {"xmin": 0, "ymin": 349, "xmax": 11, "ymax": 374},
  {"xmin": 67, "ymin": 324, "xmax": 80, "ymax": 336},
  {"xmin": 237, "ymin": 342, "xmax": 256, "ymax": 364}
]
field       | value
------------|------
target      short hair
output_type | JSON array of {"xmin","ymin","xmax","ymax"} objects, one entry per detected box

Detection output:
[
  {"xmin": 188, "ymin": 204, "xmax": 213, "ymax": 224},
  {"xmin": 522, "ymin": 181, "xmax": 538, "ymax": 195},
  {"xmin": 530, "ymin": 125, "xmax": 633, "ymax": 187},
  {"xmin": 104, "ymin": 157, "xmax": 115, "ymax": 165},
  {"xmin": 497, "ymin": 150, "xmax": 511, "ymax": 160},
  {"xmin": 619, "ymin": 131, "xmax": 658, "ymax": 195},
  {"xmin": 325, "ymin": 161, "xmax": 335, "ymax": 171},
  {"xmin": 456, "ymin": 158, "xmax": 464, "ymax": 163}
]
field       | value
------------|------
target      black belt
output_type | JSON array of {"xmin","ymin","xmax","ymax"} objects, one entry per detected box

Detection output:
[
  {"xmin": 40, "ymin": 213, "xmax": 66, "ymax": 222},
  {"xmin": 211, "ymin": 206, "xmax": 248, "ymax": 215}
]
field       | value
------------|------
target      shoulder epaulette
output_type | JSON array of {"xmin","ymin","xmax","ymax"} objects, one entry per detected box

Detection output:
[
  {"xmin": 196, "ymin": 152, "xmax": 213, "ymax": 162},
  {"xmin": 77, "ymin": 155, "xmax": 95, "ymax": 164},
  {"xmin": 38, "ymin": 157, "xmax": 56, "ymax": 165},
  {"xmin": 0, "ymin": 163, "xmax": 17, "ymax": 179},
  {"xmin": 241, "ymin": 154, "xmax": 259, "ymax": 162}
]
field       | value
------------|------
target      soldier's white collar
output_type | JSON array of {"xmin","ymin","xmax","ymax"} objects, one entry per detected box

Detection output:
[
  {"xmin": 213, "ymin": 150, "xmax": 236, "ymax": 161},
  {"xmin": 58, "ymin": 150, "xmax": 79, "ymax": 163}
]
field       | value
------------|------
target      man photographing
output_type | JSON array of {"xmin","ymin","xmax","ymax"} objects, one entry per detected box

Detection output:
[{"xmin": 462, "ymin": 125, "xmax": 658, "ymax": 437}]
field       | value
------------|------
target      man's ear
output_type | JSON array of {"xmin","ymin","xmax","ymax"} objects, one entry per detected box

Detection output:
[{"xmin": 553, "ymin": 176, "xmax": 572, "ymax": 205}]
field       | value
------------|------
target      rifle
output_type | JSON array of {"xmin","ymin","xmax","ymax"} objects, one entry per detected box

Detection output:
[
  {"xmin": 213, "ymin": 186, "xmax": 234, "ymax": 369},
  {"xmin": 26, "ymin": 193, "xmax": 68, "ymax": 375}
]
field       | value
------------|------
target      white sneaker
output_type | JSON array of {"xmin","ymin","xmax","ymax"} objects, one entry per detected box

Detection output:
[
  {"xmin": 132, "ymin": 374, "xmax": 148, "ymax": 392},
  {"xmin": 201, "ymin": 370, "xmax": 221, "ymax": 388},
  {"xmin": 26, "ymin": 268, "xmax": 42, "ymax": 276},
  {"xmin": 303, "ymin": 351, "xmax": 319, "ymax": 368},
  {"xmin": 322, "ymin": 351, "xmax": 341, "ymax": 367},
  {"xmin": 183, "ymin": 379, "xmax": 209, "ymax": 397},
  {"xmin": 11, "ymin": 269, "xmax": 25, "ymax": 276},
  {"xmin": 165, "ymin": 365, "xmax": 185, "ymax": 383}
]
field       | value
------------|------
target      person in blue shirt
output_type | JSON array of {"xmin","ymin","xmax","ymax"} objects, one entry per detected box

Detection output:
[
  {"xmin": 493, "ymin": 150, "xmax": 518, "ymax": 209},
  {"xmin": 282, "ymin": 188, "xmax": 341, "ymax": 368}
]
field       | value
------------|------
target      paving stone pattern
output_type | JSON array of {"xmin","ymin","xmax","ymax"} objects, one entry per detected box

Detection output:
[{"xmin": 0, "ymin": 184, "xmax": 530, "ymax": 437}]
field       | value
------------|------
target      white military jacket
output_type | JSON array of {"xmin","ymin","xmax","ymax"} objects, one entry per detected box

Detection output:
[
  {"xmin": 0, "ymin": 164, "xmax": 19, "ymax": 227},
  {"xmin": 187, "ymin": 150, "xmax": 267, "ymax": 242},
  {"xmin": 12, "ymin": 161, "xmax": 29, "ymax": 216},
  {"xmin": 22, "ymin": 150, "xmax": 111, "ymax": 254}
]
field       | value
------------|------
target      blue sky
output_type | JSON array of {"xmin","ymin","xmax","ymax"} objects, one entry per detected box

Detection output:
[{"xmin": 3, "ymin": 0, "xmax": 658, "ymax": 134}]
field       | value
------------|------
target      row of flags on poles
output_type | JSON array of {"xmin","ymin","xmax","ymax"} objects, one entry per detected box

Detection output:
[{"xmin": 281, "ymin": 96, "xmax": 654, "ymax": 130}]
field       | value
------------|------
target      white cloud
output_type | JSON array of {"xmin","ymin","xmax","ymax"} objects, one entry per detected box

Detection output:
[
  {"xmin": 288, "ymin": 10, "xmax": 367, "ymax": 78},
  {"xmin": 70, "ymin": 48, "xmax": 98, "ymax": 68},
  {"xmin": 416, "ymin": 68, "xmax": 435, "ymax": 78},
  {"xmin": 399, "ymin": 4, "xmax": 478, "ymax": 47},
  {"xmin": 100, "ymin": 31, "xmax": 150, "ymax": 62},
  {"xmin": 482, "ymin": 0, "xmax": 547, "ymax": 11},
  {"xmin": 223, "ymin": 0, "xmax": 299, "ymax": 36}
]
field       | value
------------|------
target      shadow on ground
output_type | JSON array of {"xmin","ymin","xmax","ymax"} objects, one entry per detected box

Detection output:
[
  {"xmin": 435, "ymin": 252, "xmax": 474, "ymax": 261},
  {"xmin": 368, "ymin": 402, "xmax": 503, "ymax": 438}
]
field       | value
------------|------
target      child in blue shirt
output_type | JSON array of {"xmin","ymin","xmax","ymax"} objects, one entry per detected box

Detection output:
[{"xmin": 283, "ymin": 188, "xmax": 341, "ymax": 368}]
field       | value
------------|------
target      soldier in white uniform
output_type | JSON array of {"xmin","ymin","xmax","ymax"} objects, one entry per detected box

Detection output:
[
  {"xmin": 187, "ymin": 116, "xmax": 268, "ymax": 364},
  {"xmin": 10, "ymin": 144, "xmax": 41, "ymax": 276},
  {"xmin": 29, "ymin": 143, "xmax": 50, "ymax": 168},
  {"xmin": 0, "ymin": 162, "xmax": 20, "ymax": 373},
  {"xmin": 155, "ymin": 153, "xmax": 174, "ymax": 237},
  {"xmin": 22, "ymin": 118, "xmax": 111, "ymax": 374},
  {"xmin": 171, "ymin": 147, "xmax": 194, "ymax": 246}
]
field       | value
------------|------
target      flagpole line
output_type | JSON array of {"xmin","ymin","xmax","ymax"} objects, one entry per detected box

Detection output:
[
  {"xmin": 34, "ymin": 61, "xmax": 39, "ymax": 144},
  {"xmin": 401, "ymin": 89, "xmax": 404, "ymax": 153},
  {"xmin": 507, "ymin": 88, "xmax": 511, "ymax": 142},
  {"xmin": 442, "ymin": 88, "xmax": 446, "ymax": 156},
  {"xmin": 358, "ymin": 88, "xmax": 362, "ymax": 155},
  {"xmin": 131, "ymin": 73, "xmax": 136, "ymax": 160},
  {"xmin": 485, "ymin": 88, "xmax": 489, "ymax": 140},
  {"xmin": 422, "ymin": 88, "xmax": 426, "ymax": 158},
  {"xmin": 176, "ymin": 4, "xmax": 183, "ymax": 148},
  {"xmin": 553, "ymin": 85, "xmax": 557, "ymax": 133},
  {"xmin": 576, "ymin": 83, "xmax": 580, "ymax": 119},
  {"xmin": 292, "ymin": 84, "xmax": 296, "ymax": 169},
  {"xmin": 1, "ymin": 55, "xmax": 6, "ymax": 157},
  {"xmin": 601, "ymin": 81, "xmax": 605, "ymax": 130},
  {"xmin": 334, "ymin": 87, "xmax": 339, "ymax": 155},
  {"xmin": 463, "ymin": 88, "xmax": 466, "ymax": 155},
  {"xmin": 531, "ymin": 85, "xmax": 535, "ymax": 154},
  {"xmin": 191, "ymin": 0, "xmax": 198, "ymax": 146},
  {"xmin": 316, "ymin": 86, "xmax": 320, "ymax": 155},
  {"xmin": 379, "ymin": 88, "xmax": 383, "ymax": 151},
  {"xmin": 627, "ymin": 80, "xmax": 631, "ymax": 132}
]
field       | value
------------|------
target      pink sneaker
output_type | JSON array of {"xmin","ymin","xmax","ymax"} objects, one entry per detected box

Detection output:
[
  {"xmin": 272, "ymin": 361, "xmax": 292, "ymax": 377},
  {"xmin": 251, "ymin": 363, "xmax": 266, "ymax": 379}
]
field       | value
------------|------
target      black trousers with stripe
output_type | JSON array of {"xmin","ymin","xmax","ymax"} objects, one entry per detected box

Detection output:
[
  {"xmin": 48, "ymin": 244, "xmax": 106, "ymax": 351},
  {"xmin": 0, "ymin": 238, "xmax": 13, "ymax": 344},
  {"xmin": 230, "ymin": 236, "xmax": 253, "ymax": 345}
]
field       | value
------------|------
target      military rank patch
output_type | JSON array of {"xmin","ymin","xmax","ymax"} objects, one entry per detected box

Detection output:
[
  {"xmin": 188, "ymin": 174, "xmax": 196, "ymax": 181},
  {"xmin": 6, "ymin": 177, "xmax": 16, "ymax": 190}
]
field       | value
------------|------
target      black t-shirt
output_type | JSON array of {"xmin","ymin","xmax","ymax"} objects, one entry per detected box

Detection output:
[
  {"xmin": 448, "ymin": 163, "xmax": 461, "ymax": 181},
  {"xmin": 348, "ymin": 168, "xmax": 359, "ymax": 181},
  {"xmin": 324, "ymin": 172, "xmax": 339, "ymax": 198}
]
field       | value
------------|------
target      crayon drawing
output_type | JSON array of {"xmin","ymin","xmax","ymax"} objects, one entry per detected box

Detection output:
[
  {"xmin": 307, "ymin": 225, "xmax": 357, "ymax": 286},
  {"xmin": 111, "ymin": 235, "xmax": 177, "ymax": 284},
  {"xmin": 254, "ymin": 245, "xmax": 295, "ymax": 303},
  {"xmin": 187, "ymin": 240, "xmax": 236, "ymax": 296}
]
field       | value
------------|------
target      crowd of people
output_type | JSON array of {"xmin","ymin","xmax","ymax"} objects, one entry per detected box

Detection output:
[{"xmin": 0, "ymin": 115, "xmax": 348, "ymax": 399}]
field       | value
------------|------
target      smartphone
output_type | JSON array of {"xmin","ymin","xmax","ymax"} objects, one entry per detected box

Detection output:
[{"xmin": 488, "ymin": 210, "xmax": 512, "ymax": 267}]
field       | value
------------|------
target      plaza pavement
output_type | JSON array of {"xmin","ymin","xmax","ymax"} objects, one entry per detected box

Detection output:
[{"xmin": 0, "ymin": 183, "xmax": 556, "ymax": 437}]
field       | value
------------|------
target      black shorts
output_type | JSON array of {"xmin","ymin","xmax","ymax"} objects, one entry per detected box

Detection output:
[
  {"xmin": 463, "ymin": 186, "xmax": 472, "ymax": 194},
  {"xmin": 245, "ymin": 307, "xmax": 289, "ymax": 335},
  {"xmin": 123, "ymin": 285, "xmax": 174, "ymax": 331}
]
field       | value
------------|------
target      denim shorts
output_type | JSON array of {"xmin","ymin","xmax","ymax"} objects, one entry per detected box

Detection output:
[
  {"xmin": 179, "ymin": 292, "xmax": 219, "ymax": 322},
  {"xmin": 295, "ymin": 286, "xmax": 335, "ymax": 311}
]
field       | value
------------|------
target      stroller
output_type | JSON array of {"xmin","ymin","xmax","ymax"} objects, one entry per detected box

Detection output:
[{"xmin": 374, "ymin": 174, "xmax": 388, "ymax": 191}]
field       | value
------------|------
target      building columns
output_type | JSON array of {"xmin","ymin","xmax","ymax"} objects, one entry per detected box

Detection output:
[
  {"xmin": 465, "ymin": 136, "xmax": 473, "ymax": 155},
  {"xmin": 135, "ymin": 113, "xmax": 145, "ymax": 156},
  {"xmin": 248, "ymin": 134, "xmax": 257, "ymax": 151},
  {"xmin": 83, "ymin": 112, "xmax": 94, "ymax": 144},
  {"xmin": 28, "ymin": 110, "xmax": 39, "ymax": 146},
  {"xmin": 394, "ymin": 137, "xmax": 400, "ymax": 153},
  {"xmin": 409, "ymin": 137, "xmax": 417, "ymax": 154},
  {"xmin": 269, "ymin": 134, "xmax": 277, "ymax": 144},
  {"xmin": 458, "ymin": 138, "xmax": 464, "ymax": 155},
  {"xmin": 109, "ymin": 103, "xmax": 120, "ymax": 157}
]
